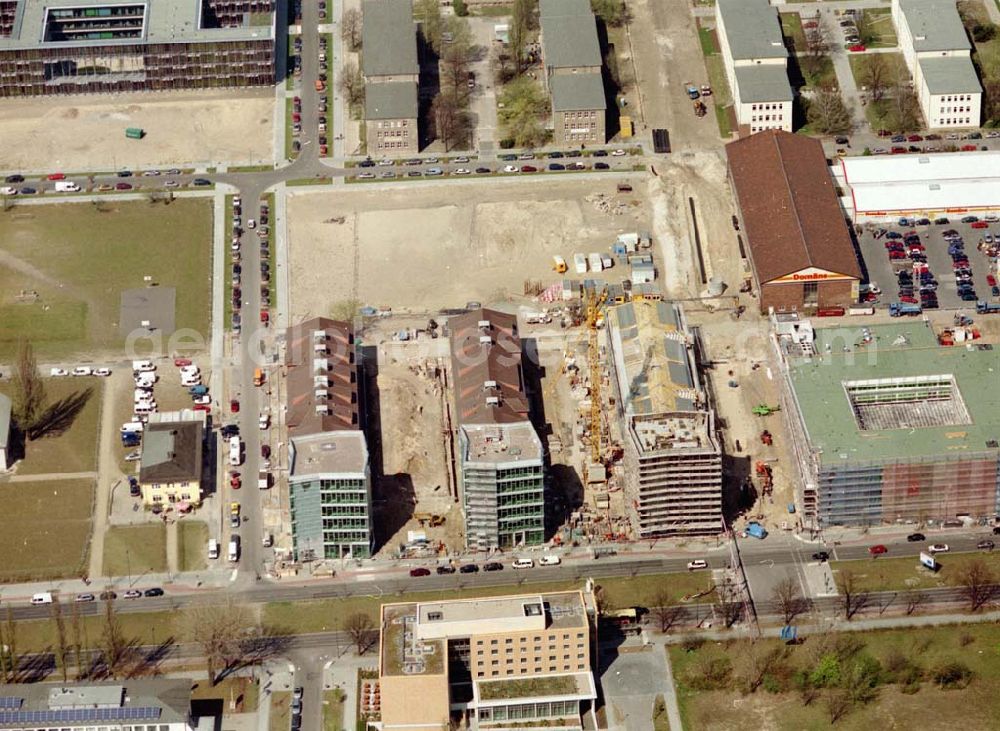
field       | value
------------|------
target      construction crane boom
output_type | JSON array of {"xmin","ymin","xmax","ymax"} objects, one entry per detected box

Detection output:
[{"xmin": 586, "ymin": 287, "xmax": 608, "ymax": 465}]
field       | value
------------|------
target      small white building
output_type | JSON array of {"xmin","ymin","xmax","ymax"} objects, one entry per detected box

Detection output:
[
  {"xmin": 892, "ymin": 0, "xmax": 982, "ymax": 129},
  {"xmin": 839, "ymin": 150, "xmax": 1000, "ymax": 221},
  {"xmin": 715, "ymin": 0, "xmax": 793, "ymax": 134}
]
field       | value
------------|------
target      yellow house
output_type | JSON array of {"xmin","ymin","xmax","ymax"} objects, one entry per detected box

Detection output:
[{"xmin": 138, "ymin": 418, "xmax": 204, "ymax": 507}]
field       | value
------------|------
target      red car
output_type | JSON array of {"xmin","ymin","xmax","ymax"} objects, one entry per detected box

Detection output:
[
  {"xmin": 520, "ymin": 165, "xmax": 538, "ymax": 173},
  {"xmin": 907, "ymin": 134, "xmax": 923, "ymax": 142},
  {"xmin": 891, "ymin": 146, "xmax": 907, "ymax": 154},
  {"xmin": 230, "ymin": 472, "xmax": 242, "ymax": 489},
  {"xmin": 193, "ymin": 404, "xmax": 211, "ymax": 412},
  {"xmin": 174, "ymin": 357, "xmax": 192, "ymax": 367},
  {"xmin": 869, "ymin": 544, "xmax": 888, "ymax": 555},
  {"xmin": 848, "ymin": 44, "xmax": 866, "ymax": 52},
  {"xmin": 961, "ymin": 144, "xmax": 978, "ymax": 152},
  {"xmin": 899, "ymin": 295, "xmax": 918, "ymax": 304},
  {"xmin": 260, "ymin": 309, "xmax": 269, "ymax": 324},
  {"xmin": 292, "ymin": 113, "xmax": 301, "ymax": 122},
  {"xmin": 115, "ymin": 182, "xmax": 132, "ymax": 190},
  {"xmin": 47, "ymin": 172, "xmax": 65, "ymax": 180},
  {"xmin": 971, "ymin": 221, "xmax": 989, "ymax": 229},
  {"xmin": 988, "ymin": 274, "xmax": 997, "ymax": 287},
  {"xmin": 230, "ymin": 399, "xmax": 240, "ymax": 413},
  {"xmin": 409, "ymin": 567, "xmax": 431, "ymax": 577},
  {"xmin": 888, "ymin": 251, "xmax": 907, "ymax": 259}
]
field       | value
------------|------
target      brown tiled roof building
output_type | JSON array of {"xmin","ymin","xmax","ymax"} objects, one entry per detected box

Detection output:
[
  {"xmin": 726, "ymin": 130, "xmax": 862, "ymax": 313},
  {"xmin": 285, "ymin": 317, "xmax": 360, "ymax": 436}
]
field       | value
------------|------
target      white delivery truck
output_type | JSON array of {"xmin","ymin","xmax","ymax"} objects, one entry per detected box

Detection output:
[
  {"xmin": 228, "ymin": 535, "xmax": 241, "ymax": 562},
  {"xmin": 207, "ymin": 539, "xmax": 220, "ymax": 560},
  {"xmin": 228, "ymin": 436, "xmax": 242, "ymax": 467},
  {"xmin": 258, "ymin": 471, "xmax": 270, "ymax": 489},
  {"xmin": 588, "ymin": 253, "xmax": 604, "ymax": 272},
  {"xmin": 574, "ymin": 253, "xmax": 588, "ymax": 274},
  {"xmin": 54, "ymin": 181, "xmax": 81, "ymax": 192},
  {"xmin": 132, "ymin": 359, "xmax": 155, "ymax": 372},
  {"xmin": 30, "ymin": 592, "xmax": 53, "ymax": 605}
]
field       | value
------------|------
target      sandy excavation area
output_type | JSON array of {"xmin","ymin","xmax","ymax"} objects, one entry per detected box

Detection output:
[
  {"xmin": 286, "ymin": 177, "xmax": 655, "ymax": 318},
  {"xmin": 0, "ymin": 90, "xmax": 274, "ymax": 171}
]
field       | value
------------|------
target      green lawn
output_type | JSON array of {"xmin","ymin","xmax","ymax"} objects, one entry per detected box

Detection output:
[
  {"xmin": 861, "ymin": 8, "xmax": 898, "ymax": 48},
  {"xmin": 325, "ymin": 35, "xmax": 335, "ymax": 157},
  {"xmin": 270, "ymin": 691, "xmax": 292, "ymax": 731},
  {"xmin": 780, "ymin": 13, "xmax": 807, "ymax": 53},
  {"xmin": 670, "ymin": 623, "xmax": 1000, "ymax": 730},
  {"xmin": 848, "ymin": 52, "xmax": 910, "ymax": 90},
  {"xmin": 324, "ymin": 689, "xmax": 346, "ymax": 731},
  {"xmin": 0, "ymin": 378, "xmax": 101, "ymax": 475},
  {"xmin": 102, "ymin": 524, "xmax": 167, "ymax": 579},
  {"xmin": 0, "ymin": 199, "xmax": 213, "ymax": 360},
  {"xmin": 285, "ymin": 97, "xmax": 297, "ymax": 161},
  {"xmin": 832, "ymin": 551, "xmax": 1000, "ymax": 592},
  {"xmin": 177, "ymin": 520, "xmax": 208, "ymax": 572},
  {"xmin": 262, "ymin": 192, "xmax": 276, "ymax": 306},
  {"xmin": 801, "ymin": 55, "xmax": 838, "ymax": 90},
  {"xmin": 265, "ymin": 572, "xmax": 715, "ymax": 632},
  {"xmin": 224, "ymin": 195, "xmax": 235, "ymax": 329},
  {"xmin": 0, "ymin": 478, "xmax": 93, "ymax": 583},
  {"xmin": 697, "ymin": 21, "xmax": 718, "ymax": 56},
  {"xmin": 704, "ymin": 55, "xmax": 732, "ymax": 106}
]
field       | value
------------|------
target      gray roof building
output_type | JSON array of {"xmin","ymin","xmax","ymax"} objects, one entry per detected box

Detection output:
[
  {"xmin": 365, "ymin": 81, "xmax": 419, "ymax": 119},
  {"xmin": 138, "ymin": 420, "xmax": 203, "ymax": 484},
  {"xmin": 550, "ymin": 73, "xmax": 605, "ymax": 111},
  {"xmin": 919, "ymin": 56, "xmax": 983, "ymax": 94},
  {"xmin": 361, "ymin": 0, "xmax": 418, "ymax": 77},
  {"xmin": 0, "ymin": 0, "xmax": 274, "ymax": 50},
  {"xmin": 540, "ymin": 0, "xmax": 592, "ymax": 18},
  {"xmin": 540, "ymin": 13, "xmax": 602, "ymax": 69},
  {"xmin": 0, "ymin": 680, "xmax": 193, "ymax": 728},
  {"xmin": 717, "ymin": 0, "xmax": 787, "ymax": 60},
  {"xmin": 898, "ymin": 0, "xmax": 971, "ymax": 52},
  {"xmin": 734, "ymin": 65, "xmax": 794, "ymax": 103}
]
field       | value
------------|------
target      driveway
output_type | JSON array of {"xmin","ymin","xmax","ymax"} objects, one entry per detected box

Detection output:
[
  {"xmin": 468, "ymin": 18, "xmax": 500, "ymax": 157},
  {"xmin": 600, "ymin": 645, "xmax": 670, "ymax": 731}
]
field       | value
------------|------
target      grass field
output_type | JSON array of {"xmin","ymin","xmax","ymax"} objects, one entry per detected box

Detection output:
[
  {"xmin": 177, "ymin": 520, "xmax": 209, "ymax": 572},
  {"xmin": 670, "ymin": 623, "xmax": 1000, "ymax": 730},
  {"xmin": 801, "ymin": 56, "xmax": 838, "ymax": 90},
  {"xmin": 832, "ymin": 551, "xmax": 1000, "ymax": 592},
  {"xmin": 780, "ymin": 13, "xmax": 807, "ymax": 53},
  {"xmin": 0, "ymin": 478, "xmax": 93, "ymax": 582},
  {"xmin": 0, "ymin": 199, "xmax": 213, "ymax": 360},
  {"xmin": 0, "ymin": 378, "xmax": 102, "ymax": 474},
  {"xmin": 102, "ymin": 523, "xmax": 167, "ymax": 578},
  {"xmin": 848, "ymin": 52, "xmax": 910, "ymax": 90},
  {"xmin": 270, "ymin": 691, "xmax": 292, "ymax": 731},
  {"xmin": 264, "ymin": 571, "xmax": 715, "ymax": 631},
  {"xmin": 697, "ymin": 21, "xmax": 718, "ymax": 56},
  {"xmin": 285, "ymin": 97, "xmax": 297, "ymax": 161},
  {"xmin": 861, "ymin": 8, "xmax": 898, "ymax": 48},
  {"xmin": 324, "ymin": 689, "xmax": 346, "ymax": 731}
]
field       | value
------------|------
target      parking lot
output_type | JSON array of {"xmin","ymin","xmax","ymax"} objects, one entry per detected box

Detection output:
[{"xmin": 858, "ymin": 219, "xmax": 1000, "ymax": 311}]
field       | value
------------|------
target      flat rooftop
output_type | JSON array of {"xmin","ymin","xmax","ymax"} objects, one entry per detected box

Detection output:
[
  {"xmin": 717, "ymin": 0, "xmax": 787, "ymax": 60},
  {"xmin": 290, "ymin": 430, "xmax": 368, "ymax": 477},
  {"xmin": 786, "ymin": 323, "xmax": 1000, "ymax": 466},
  {"xmin": 898, "ymin": 0, "xmax": 970, "ymax": 52},
  {"xmin": 417, "ymin": 592, "xmax": 586, "ymax": 630},
  {"xmin": 0, "ymin": 0, "xmax": 275, "ymax": 50},
  {"xmin": 460, "ymin": 421, "xmax": 543, "ymax": 465}
]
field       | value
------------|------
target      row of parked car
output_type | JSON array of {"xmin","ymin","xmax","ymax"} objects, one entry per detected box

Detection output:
[{"xmin": 409, "ymin": 555, "xmax": 562, "ymax": 576}]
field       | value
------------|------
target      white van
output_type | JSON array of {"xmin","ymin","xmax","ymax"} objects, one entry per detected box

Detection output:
[
  {"xmin": 132, "ymin": 359, "xmax": 155, "ymax": 372},
  {"xmin": 134, "ymin": 403, "xmax": 156, "ymax": 416},
  {"xmin": 208, "ymin": 538, "xmax": 220, "ymax": 560},
  {"xmin": 54, "ymin": 181, "xmax": 81, "ymax": 192},
  {"xmin": 30, "ymin": 592, "xmax": 53, "ymax": 605},
  {"xmin": 588, "ymin": 253, "xmax": 604, "ymax": 272},
  {"xmin": 538, "ymin": 555, "xmax": 561, "ymax": 566},
  {"xmin": 228, "ymin": 535, "xmax": 241, "ymax": 562},
  {"xmin": 512, "ymin": 558, "xmax": 535, "ymax": 570},
  {"xmin": 120, "ymin": 421, "xmax": 144, "ymax": 434},
  {"xmin": 228, "ymin": 436, "xmax": 242, "ymax": 466}
]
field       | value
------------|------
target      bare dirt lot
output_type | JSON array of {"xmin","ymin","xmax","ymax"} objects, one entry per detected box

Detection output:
[
  {"xmin": 286, "ymin": 178, "xmax": 656, "ymax": 317},
  {"xmin": 0, "ymin": 90, "xmax": 274, "ymax": 172}
]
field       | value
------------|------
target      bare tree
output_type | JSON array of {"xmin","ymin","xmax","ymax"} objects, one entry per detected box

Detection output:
[
  {"xmin": 490, "ymin": 43, "xmax": 515, "ymax": 85},
  {"xmin": 892, "ymin": 82, "xmax": 920, "ymax": 132},
  {"xmin": 71, "ymin": 599, "xmax": 85, "ymax": 680},
  {"xmin": 650, "ymin": 589, "xmax": 688, "ymax": 633},
  {"xmin": 185, "ymin": 601, "xmax": 254, "ymax": 684},
  {"xmin": 12, "ymin": 339, "xmax": 45, "ymax": 436},
  {"xmin": 5, "ymin": 607, "xmax": 18, "ymax": 682},
  {"xmin": 431, "ymin": 92, "xmax": 472, "ymax": 151},
  {"xmin": 957, "ymin": 559, "xmax": 999, "ymax": 612},
  {"xmin": 341, "ymin": 7, "xmax": 363, "ymax": 52},
  {"xmin": 770, "ymin": 576, "xmax": 809, "ymax": 624},
  {"xmin": 800, "ymin": 24, "xmax": 830, "ymax": 81},
  {"xmin": 734, "ymin": 641, "xmax": 784, "ymax": 694},
  {"xmin": 0, "ymin": 615, "xmax": 8, "ymax": 683},
  {"xmin": 824, "ymin": 688, "xmax": 854, "ymax": 724},
  {"xmin": 839, "ymin": 569, "xmax": 869, "ymax": 621},
  {"xmin": 102, "ymin": 596, "xmax": 129, "ymax": 678},
  {"xmin": 439, "ymin": 18, "xmax": 473, "ymax": 98},
  {"xmin": 903, "ymin": 589, "xmax": 928, "ymax": 616},
  {"xmin": 415, "ymin": 0, "xmax": 444, "ymax": 53},
  {"xmin": 510, "ymin": 0, "xmax": 536, "ymax": 74},
  {"xmin": 853, "ymin": 11, "xmax": 876, "ymax": 47},
  {"xmin": 863, "ymin": 54, "xmax": 889, "ymax": 104},
  {"xmin": 51, "ymin": 598, "xmax": 69, "ymax": 682},
  {"xmin": 342, "ymin": 613, "xmax": 377, "ymax": 655},
  {"xmin": 714, "ymin": 577, "xmax": 745, "ymax": 628},
  {"xmin": 338, "ymin": 62, "xmax": 366, "ymax": 111},
  {"xmin": 807, "ymin": 89, "xmax": 853, "ymax": 135}
]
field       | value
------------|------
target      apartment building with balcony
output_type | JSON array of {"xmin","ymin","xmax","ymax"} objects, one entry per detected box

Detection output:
[
  {"xmin": 0, "ymin": 0, "xmax": 275, "ymax": 97},
  {"xmin": 715, "ymin": 0, "xmax": 793, "ymax": 134},
  {"xmin": 892, "ymin": 0, "xmax": 982, "ymax": 129}
]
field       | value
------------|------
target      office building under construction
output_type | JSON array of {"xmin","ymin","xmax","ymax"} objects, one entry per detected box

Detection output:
[
  {"xmin": 776, "ymin": 318, "xmax": 1000, "ymax": 528},
  {"xmin": 606, "ymin": 300, "xmax": 723, "ymax": 537},
  {"xmin": 0, "ymin": 0, "xmax": 275, "ymax": 97}
]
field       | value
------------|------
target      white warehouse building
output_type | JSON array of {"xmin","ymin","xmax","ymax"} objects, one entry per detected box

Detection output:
[
  {"xmin": 892, "ymin": 0, "xmax": 982, "ymax": 129},
  {"xmin": 715, "ymin": 0, "xmax": 793, "ymax": 134},
  {"xmin": 836, "ymin": 151, "xmax": 1000, "ymax": 221}
]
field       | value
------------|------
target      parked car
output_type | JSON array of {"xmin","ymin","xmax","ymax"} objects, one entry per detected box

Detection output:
[
  {"xmin": 483, "ymin": 562, "xmax": 503, "ymax": 571},
  {"xmin": 436, "ymin": 565, "xmax": 456, "ymax": 575},
  {"xmin": 75, "ymin": 593, "xmax": 96, "ymax": 603},
  {"xmin": 928, "ymin": 543, "xmax": 949, "ymax": 553},
  {"xmin": 907, "ymin": 533, "xmax": 926, "ymax": 542},
  {"xmin": 811, "ymin": 551, "xmax": 830, "ymax": 562},
  {"xmin": 143, "ymin": 587, "xmax": 164, "ymax": 597},
  {"xmin": 123, "ymin": 590, "xmax": 142, "ymax": 599},
  {"xmin": 460, "ymin": 564, "xmax": 479, "ymax": 573},
  {"xmin": 977, "ymin": 540, "xmax": 995, "ymax": 550},
  {"xmin": 687, "ymin": 559, "xmax": 708, "ymax": 570},
  {"xmin": 409, "ymin": 567, "xmax": 431, "ymax": 577},
  {"xmin": 869, "ymin": 544, "xmax": 888, "ymax": 555}
]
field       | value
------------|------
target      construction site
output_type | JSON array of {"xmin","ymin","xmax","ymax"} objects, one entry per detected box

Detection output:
[{"xmin": 775, "ymin": 317, "xmax": 1000, "ymax": 531}]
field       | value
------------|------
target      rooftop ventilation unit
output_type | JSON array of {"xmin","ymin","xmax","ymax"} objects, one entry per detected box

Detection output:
[
  {"xmin": 486, "ymin": 396, "xmax": 500, "ymax": 406},
  {"xmin": 479, "ymin": 335, "xmax": 492, "ymax": 345},
  {"xmin": 477, "ymin": 320, "xmax": 491, "ymax": 329},
  {"xmin": 483, "ymin": 380, "xmax": 498, "ymax": 390},
  {"xmin": 315, "ymin": 404, "xmax": 331, "ymax": 415},
  {"xmin": 314, "ymin": 389, "xmax": 329, "ymax": 401},
  {"xmin": 314, "ymin": 375, "xmax": 330, "ymax": 387},
  {"xmin": 312, "ymin": 330, "xmax": 326, "ymax": 340}
]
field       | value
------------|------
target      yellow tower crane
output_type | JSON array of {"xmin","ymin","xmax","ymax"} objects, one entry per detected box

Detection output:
[{"xmin": 585, "ymin": 286, "xmax": 608, "ymax": 466}]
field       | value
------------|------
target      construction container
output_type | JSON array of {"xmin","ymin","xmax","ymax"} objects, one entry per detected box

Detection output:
[{"xmin": 125, "ymin": 127, "xmax": 144, "ymax": 139}]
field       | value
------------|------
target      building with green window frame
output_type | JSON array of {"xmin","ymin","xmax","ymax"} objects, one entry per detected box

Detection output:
[
  {"xmin": 289, "ymin": 430, "xmax": 373, "ymax": 560},
  {"xmin": 450, "ymin": 308, "xmax": 545, "ymax": 551}
]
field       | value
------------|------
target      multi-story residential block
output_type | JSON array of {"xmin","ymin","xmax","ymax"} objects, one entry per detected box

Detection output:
[
  {"xmin": 715, "ymin": 0, "xmax": 793, "ymax": 135},
  {"xmin": 606, "ymin": 300, "xmax": 723, "ymax": 537},
  {"xmin": 138, "ymin": 411, "xmax": 206, "ymax": 508},
  {"xmin": 0, "ymin": 680, "xmax": 200, "ymax": 730},
  {"xmin": 285, "ymin": 317, "xmax": 374, "ymax": 560},
  {"xmin": 539, "ymin": 0, "xmax": 606, "ymax": 145},
  {"xmin": 0, "ymin": 0, "xmax": 275, "ymax": 97},
  {"xmin": 892, "ymin": 0, "xmax": 982, "ymax": 129},
  {"xmin": 450, "ymin": 309, "xmax": 545, "ymax": 551},
  {"xmin": 379, "ymin": 590, "xmax": 599, "ymax": 731},
  {"xmin": 362, "ymin": 0, "xmax": 419, "ymax": 154},
  {"xmin": 777, "ymin": 320, "xmax": 1000, "ymax": 528}
]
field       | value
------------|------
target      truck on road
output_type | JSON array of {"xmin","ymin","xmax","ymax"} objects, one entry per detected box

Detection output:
[
  {"xmin": 889, "ymin": 302, "xmax": 922, "ymax": 317},
  {"xmin": 228, "ymin": 535, "xmax": 240, "ymax": 562}
]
